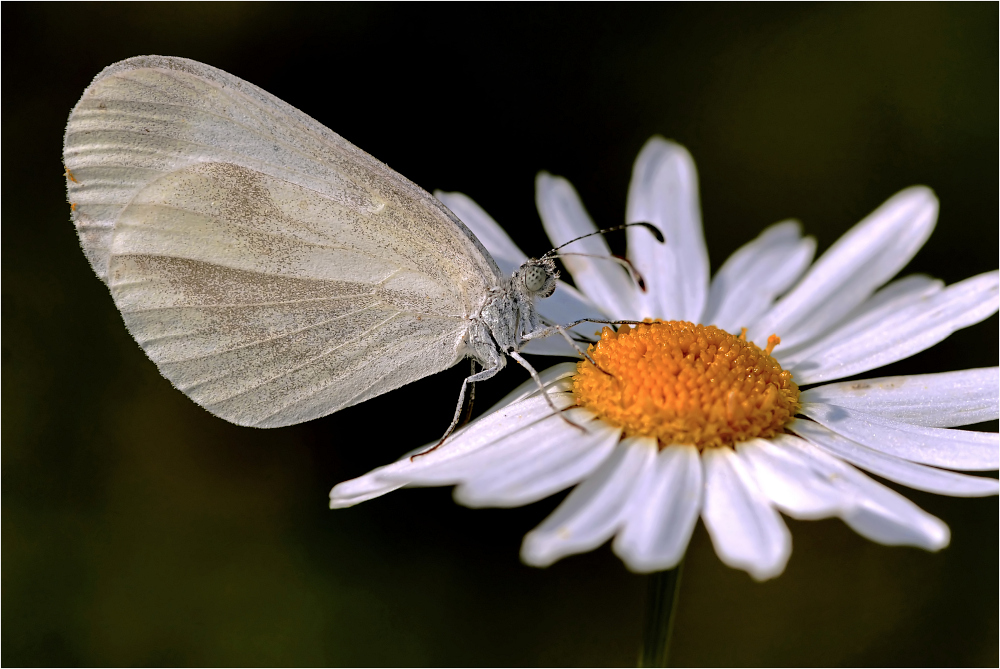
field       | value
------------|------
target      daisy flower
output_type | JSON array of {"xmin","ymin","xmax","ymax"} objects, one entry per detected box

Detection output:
[{"xmin": 330, "ymin": 137, "xmax": 999, "ymax": 581}]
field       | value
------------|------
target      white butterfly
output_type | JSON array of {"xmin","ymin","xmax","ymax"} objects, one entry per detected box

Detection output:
[{"xmin": 64, "ymin": 55, "xmax": 589, "ymax": 432}]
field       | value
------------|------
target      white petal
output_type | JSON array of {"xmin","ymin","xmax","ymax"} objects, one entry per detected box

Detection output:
[
  {"xmin": 625, "ymin": 137, "xmax": 709, "ymax": 322},
  {"xmin": 536, "ymin": 172, "xmax": 640, "ymax": 319},
  {"xmin": 434, "ymin": 190, "xmax": 527, "ymax": 276},
  {"xmin": 396, "ymin": 405, "xmax": 592, "ymax": 486},
  {"xmin": 330, "ymin": 375, "xmax": 580, "ymax": 506},
  {"xmin": 776, "ymin": 274, "xmax": 942, "ymax": 363},
  {"xmin": 702, "ymin": 221, "xmax": 816, "ymax": 334},
  {"xmin": 454, "ymin": 414, "xmax": 622, "ymax": 508},
  {"xmin": 843, "ymin": 488, "xmax": 950, "ymax": 550},
  {"xmin": 409, "ymin": 392, "xmax": 578, "ymax": 470},
  {"xmin": 777, "ymin": 274, "xmax": 943, "ymax": 358},
  {"xmin": 520, "ymin": 334, "xmax": 582, "ymax": 357},
  {"xmin": 329, "ymin": 465, "xmax": 406, "ymax": 508},
  {"xmin": 748, "ymin": 187, "xmax": 938, "ymax": 346},
  {"xmin": 520, "ymin": 437, "xmax": 658, "ymax": 567},
  {"xmin": 776, "ymin": 436, "xmax": 950, "ymax": 550},
  {"xmin": 842, "ymin": 273, "xmax": 943, "ymax": 318},
  {"xmin": 612, "ymin": 445, "xmax": 703, "ymax": 573},
  {"xmin": 736, "ymin": 437, "xmax": 850, "ymax": 519},
  {"xmin": 386, "ymin": 388, "xmax": 575, "ymax": 476},
  {"xmin": 788, "ymin": 419, "xmax": 1000, "ymax": 497},
  {"xmin": 701, "ymin": 447, "xmax": 791, "ymax": 581},
  {"xmin": 526, "ymin": 280, "xmax": 608, "ymax": 357},
  {"xmin": 799, "ymin": 367, "xmax": 1000, "ymax": 427},
  {"xmin": 798, "ymin": 404, "xmax": 999, "ymax": 470},
  {"xmin": 787, "ymin": 271, "xmax": 999, "ymax": 383},
  {"xmin": 484, "ymin": 363, "xmax": 578, "ymax": 414},
  {"xmin": 539, "ymin": 280, "xmax": 607, "ymax": 322}
]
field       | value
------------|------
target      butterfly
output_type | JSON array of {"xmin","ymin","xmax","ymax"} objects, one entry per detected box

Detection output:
[{"xmin": 64, "ymin": 56, "xmax": 650, "ymax": 433}]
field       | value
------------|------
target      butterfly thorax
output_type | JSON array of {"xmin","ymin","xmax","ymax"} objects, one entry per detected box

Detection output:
[{"xmin": 464, "ymin": 257, "xmax": 559, "ymax": 370}]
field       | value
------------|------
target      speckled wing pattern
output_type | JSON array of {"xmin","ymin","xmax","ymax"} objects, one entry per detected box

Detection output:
[{"xmin": 64, "ymin": 56, "xmax": 504, "ymax": 427}]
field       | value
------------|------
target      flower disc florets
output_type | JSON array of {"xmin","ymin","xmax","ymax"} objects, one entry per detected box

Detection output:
[{"xmin": 574, "ymin": 321, "xmax": 800, "ymax": 449}]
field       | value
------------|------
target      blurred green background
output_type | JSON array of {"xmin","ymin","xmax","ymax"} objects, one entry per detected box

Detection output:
[{"xmin": 3, "ymin": 3, "xmax": 997, "ymax": 666}]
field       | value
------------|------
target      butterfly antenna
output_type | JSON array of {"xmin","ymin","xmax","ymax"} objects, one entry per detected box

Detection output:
[
  {"xmin": 547, "ymin": 252, "xmax": 650, "ymax": 292},
  {"xmin": 540, "ymin": 221, "xmax": 664, "ymax": 260}
]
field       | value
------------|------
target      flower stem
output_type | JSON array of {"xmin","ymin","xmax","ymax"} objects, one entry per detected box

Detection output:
[{"xmin": 638, "ymin": 561, "xmax": 683, "ymax": 668}]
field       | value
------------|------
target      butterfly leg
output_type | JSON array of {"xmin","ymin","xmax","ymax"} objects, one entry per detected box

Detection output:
[
  {"xmin": 523, "ymin": 323, "xmax": 601, "ymax": 366},
  {"xmin": 411, "ymin": 354, "xmax": 504, "ymax": 460},
  {"xmin": 508, "ymin": 350, "xmax": 586, "ymax": 433},
  {"xmin": 525, "ymin": 319, "xmax": 647, "ymax": 376}
]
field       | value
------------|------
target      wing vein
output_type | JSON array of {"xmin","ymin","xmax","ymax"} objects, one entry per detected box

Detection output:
[
  {"xmin": 69, "ymin": 90, "xmax": 374, "ymax": 195},
  {"xmin": 192, "ymin": 309, "xmax": 414, "ymax": 403},
  {"xmin": 154, "ymin": 301, "xmax": 389, "ymax": 363},
  {"xmin": 114, "ymin": 204, "xmax": 381, "ymax": 254},
  {"xmin": 254, "ymin": 328, "xmax": 463, "ymax": 425},
  {"xmin": 120, "ymin": 294, "xmax": 372, "ymax": 313}
]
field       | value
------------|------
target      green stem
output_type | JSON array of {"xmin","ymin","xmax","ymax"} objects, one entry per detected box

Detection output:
[{"xmin": 638, "ymin": 561, "xmax": 684, "ymax": 668}]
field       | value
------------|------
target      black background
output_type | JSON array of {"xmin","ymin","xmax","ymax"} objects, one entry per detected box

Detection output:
[{"xmin": 3, "ymin": 3, "xmax": 997, "ymax": 666}]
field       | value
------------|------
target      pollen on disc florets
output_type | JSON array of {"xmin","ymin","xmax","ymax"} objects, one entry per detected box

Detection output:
[{"xmin": 573, "ymin": 320, "xmax": 800, "ymax": 449}]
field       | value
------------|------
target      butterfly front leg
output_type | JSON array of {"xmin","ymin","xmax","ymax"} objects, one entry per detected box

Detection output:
[{"xmin": 412, "ymin": 321, "xmax": 507, "ymax": 459}]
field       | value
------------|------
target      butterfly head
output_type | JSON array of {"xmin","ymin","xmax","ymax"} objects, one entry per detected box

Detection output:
[{"xmin": 515, "ymin": 258, "xmax": 559, "ymax": 299}]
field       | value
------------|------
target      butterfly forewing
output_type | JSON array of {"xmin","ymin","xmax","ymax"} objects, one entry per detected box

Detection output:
[{"xmin": 65, "ymin": 56, "xmax": 504, "ymax": 427}]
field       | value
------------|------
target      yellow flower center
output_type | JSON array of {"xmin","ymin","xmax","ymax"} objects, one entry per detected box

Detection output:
[{"xmin": 573, "ymin": 320, "xmax": 799, "ymax": 449}]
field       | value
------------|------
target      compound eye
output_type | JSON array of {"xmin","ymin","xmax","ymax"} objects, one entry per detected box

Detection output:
[{"xmin": 524, "ymin": 265, "xmax": 548, "ymax": 292}]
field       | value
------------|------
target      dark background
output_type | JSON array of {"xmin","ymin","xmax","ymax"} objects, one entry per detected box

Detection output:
[{"xmin": 3, "ymin": 3, "xmax": 997, "ymax": 666}]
